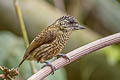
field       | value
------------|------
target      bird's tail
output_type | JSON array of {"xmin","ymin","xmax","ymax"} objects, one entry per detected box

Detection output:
[{"xmin": 18, "ymin": 58, "xmax": 26, "ymax": 68}]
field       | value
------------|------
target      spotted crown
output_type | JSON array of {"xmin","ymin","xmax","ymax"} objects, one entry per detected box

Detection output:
[{"xmin": 58, "ymin": 15, "xmax": 77, "ymax": 23}]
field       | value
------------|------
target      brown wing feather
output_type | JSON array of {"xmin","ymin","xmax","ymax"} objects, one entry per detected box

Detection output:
[
  {"xmin": 24, "ymin": 27, "xmax": 57, "ymax": 59},
  {"xmin": 18, "ymin": 27, "xmax": 58, "ymax": 67}
]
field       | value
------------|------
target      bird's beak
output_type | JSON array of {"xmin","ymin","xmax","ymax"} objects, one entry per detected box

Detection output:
[{"xmin": 72, "ymin": 24, "xmax": 86, "ymax": 30}]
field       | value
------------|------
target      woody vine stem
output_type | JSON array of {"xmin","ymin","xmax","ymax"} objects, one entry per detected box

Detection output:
[{"xmin": 28, "ymin": 32, "xmax": 120, "ymax": 80}]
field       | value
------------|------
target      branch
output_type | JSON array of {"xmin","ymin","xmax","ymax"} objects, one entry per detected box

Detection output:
[
  {"xmin": 13, "ymin": 0, "xmax": 35, "ymax": 74},
  {"xmin": 28, "ymin": 32, "xmax": 120, "ymax": 80}
]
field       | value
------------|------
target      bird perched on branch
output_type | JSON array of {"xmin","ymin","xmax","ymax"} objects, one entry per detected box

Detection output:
[{"xmin": 18, "ymin": 15, "xmax": 85, "ymax": 73}]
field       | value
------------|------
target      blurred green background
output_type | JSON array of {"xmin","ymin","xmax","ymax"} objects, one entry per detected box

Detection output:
[{"xmin": 0, "ymin": 0, "xmax": 120, "ymax": 80}]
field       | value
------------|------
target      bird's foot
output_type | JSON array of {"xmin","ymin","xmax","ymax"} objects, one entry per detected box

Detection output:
[
  {"xmin": 41, "ymin": 61, "xmax": 56, "ymax": 74},
  {"xmin": 57, "ymin": 54, "xmax": 70, "ymax": 62}
]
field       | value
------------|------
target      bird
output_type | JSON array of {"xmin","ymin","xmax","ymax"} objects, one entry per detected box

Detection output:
[{"xmin": 18, "ymin": 15, "xmax": 85, "ymax": 73}]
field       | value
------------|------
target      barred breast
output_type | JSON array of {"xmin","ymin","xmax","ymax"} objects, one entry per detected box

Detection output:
[
  {"xmin": 38, "ymin": 31, "xmax": 72, "ymax": 62},
  {"xmin": 52, "ymin": 30, "xmax": 72, "ymax": 56},
  {"xmin": 29, "ymin": 30, "xmax": 72, "ymax": 63}
]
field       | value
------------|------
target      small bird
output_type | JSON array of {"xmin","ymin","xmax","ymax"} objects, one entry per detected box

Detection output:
[{"xmin": 18, "ymin": 15, "xmax": 85, "ymax": 73}]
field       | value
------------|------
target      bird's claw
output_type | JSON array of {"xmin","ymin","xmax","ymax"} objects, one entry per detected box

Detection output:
[
  {"xmin": 57, "ymin": 54, "xmax": 70, "ymax": 62},
  {"xmin": 41, "ymin": 62, "xmax": 56, "ymax": 74}
]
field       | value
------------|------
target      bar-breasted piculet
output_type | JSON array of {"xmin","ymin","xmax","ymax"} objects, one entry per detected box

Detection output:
[{"xmin": 18, "ymin": 15, "xmax": 85, "ymax": 67}]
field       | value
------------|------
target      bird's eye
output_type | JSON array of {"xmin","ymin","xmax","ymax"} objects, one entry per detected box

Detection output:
[
  {"xmin": 68, "ymin": 19, "xmax": 78, "ymax": 24},
  {"xmin": 69, "ymin": 21, "xmax": 76, "ymax": 24}
]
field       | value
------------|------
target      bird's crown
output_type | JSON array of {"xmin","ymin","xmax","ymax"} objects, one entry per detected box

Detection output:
[{"xmin": 57, "ymin": 15, "xmax": 78, "ymax": 24}]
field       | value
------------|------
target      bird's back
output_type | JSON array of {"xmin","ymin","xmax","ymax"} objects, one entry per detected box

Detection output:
[
  {"xmin": 24, "ymin": 26, "xmax": 72, "ymax": 63},
  {"xmin": 24, "ymin": 26, "xmax": 58, "ymax": 59}
]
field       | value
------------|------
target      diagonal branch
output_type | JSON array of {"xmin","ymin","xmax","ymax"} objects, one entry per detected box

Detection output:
[{"xmin": 28, "ymin": 32, "xmax": 120, "ymax": 80}]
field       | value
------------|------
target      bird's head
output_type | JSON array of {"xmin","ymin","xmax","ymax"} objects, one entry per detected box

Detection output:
[{"xmin": 54, "ymin": 15, "xmax": 86, "ymax": 31}]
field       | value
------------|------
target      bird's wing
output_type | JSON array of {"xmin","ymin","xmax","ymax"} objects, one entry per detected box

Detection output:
[{"xmin": 23, "ymin": 28, "xmax": 57, "ymax": 59}]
